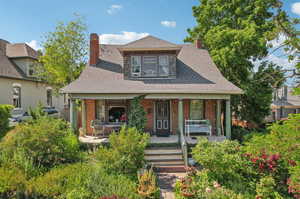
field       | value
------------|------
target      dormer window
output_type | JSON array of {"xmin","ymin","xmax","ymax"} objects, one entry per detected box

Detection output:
[
  {"xmin": 131, "ymin": 56, "xmax": 141, "ymax": 77},
  {"xmin": 130, "ymin": 55, "xmax": 171, "ymax": 78},
  {"xmin": 143, "ymin": 56, "xmax": 157, "ymax": 77},
  {"xmin": 158, "ymin": 55, "xmax": 169, "ymax": 76}
]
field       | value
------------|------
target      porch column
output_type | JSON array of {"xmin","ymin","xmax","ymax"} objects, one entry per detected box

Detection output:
[
  {"xmin": 70, "ymin": 99, "xmax": 77, "ymax": 131},
  {"xmin": 178, "ymin": 99, "xmax": 184, "ymax": 135},
  {"xmin": 225, "ymin": 99, "xmax": 231, "ymax": 139},
  {"xmin": 81, "ymin": 100, "xmax": 87, "ymax": 135},
  {"xmin": 216, "ymin": 100, "xmax": 221, "ymax": 136}
]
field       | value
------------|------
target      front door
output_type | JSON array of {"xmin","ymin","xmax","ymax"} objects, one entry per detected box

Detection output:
[{"xmin": 156, "ymin": 100, "xmax": 170, "ymax": 137}]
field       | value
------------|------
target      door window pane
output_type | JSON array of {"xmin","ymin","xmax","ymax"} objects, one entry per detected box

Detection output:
[
  {"xmin": 159, "ymin": 56, "xmax": 169, "ymax": 76},
  {"xmin": 190, "ymin": 100, "xmax": 204, "ymax": 120},
  {"xmin": 142, "ymin": 56, "xmax": 157, "ymax": 77}
]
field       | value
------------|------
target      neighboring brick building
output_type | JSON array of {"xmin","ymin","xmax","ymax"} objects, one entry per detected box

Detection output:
[{"xmin": 62, "ymin": 34, "xmax": 242, "ymax": 138}]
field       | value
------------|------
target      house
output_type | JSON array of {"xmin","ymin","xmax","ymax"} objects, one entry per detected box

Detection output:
[
  {"xmin": 267, "ymin": 85, "xmax": 300, "ymax": 121},
  {"xmin": 62, "ymin": 34, "xmax": 242, "ymax": 139},
  {"xmin": 0, "ymin": 39, "xmax": 64, "ymax": 113}
]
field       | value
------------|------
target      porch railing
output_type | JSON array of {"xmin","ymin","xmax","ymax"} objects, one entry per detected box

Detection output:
[{"xmin": 179, "ymin": 128, "xmax": 188, "ymax": 168}]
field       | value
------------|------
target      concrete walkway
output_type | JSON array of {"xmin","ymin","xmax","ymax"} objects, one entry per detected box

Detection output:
[{"xmin": 157, "ymin": 172, "xmax": 186, "ymax": 199}]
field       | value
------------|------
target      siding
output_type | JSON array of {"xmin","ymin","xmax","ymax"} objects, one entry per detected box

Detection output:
[{"xmin": 0, "ymin": 77, "xmax": 64, "ymax": 112}]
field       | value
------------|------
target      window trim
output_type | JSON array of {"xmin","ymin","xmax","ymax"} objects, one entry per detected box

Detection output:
[
  {"xmin": 131, "ymin": 56, "xmax": 142, "ymax": 77},
  {"xmin": 189, "ymin": 99, "xmax": 204, "ymax": 120},
  {"xmin": 12, "ymin": 86, "xmax": 21, "ymax": 108},
  {"xmin": 130, "ymin": 54, "xmax": 171, "ymax": 78},
  {"xmin": 158, "ymin": 55, "xmax": 169, "ymax": 77},
  {"xmin": 46, "ymin": 89, "xmax": 53, "ymax": 107}
]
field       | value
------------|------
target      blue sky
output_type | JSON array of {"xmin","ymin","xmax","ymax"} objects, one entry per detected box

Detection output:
[{"xmin": 0, "ymin": 0, "xmax": 299, "ymax": 73}]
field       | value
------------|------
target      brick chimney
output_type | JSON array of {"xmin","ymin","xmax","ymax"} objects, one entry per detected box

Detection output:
[
  {"xmin": 89, "ymin": 33, "xmax": 99, "ymax": 66},
  {"xmin": 195, "ymin": 39, "xmax": 202, "ymax": 49}
]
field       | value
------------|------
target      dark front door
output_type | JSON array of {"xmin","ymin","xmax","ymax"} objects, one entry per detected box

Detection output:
[{"xmin": 156, "ymin": 100, "xmax": 170, "ymax": 136}]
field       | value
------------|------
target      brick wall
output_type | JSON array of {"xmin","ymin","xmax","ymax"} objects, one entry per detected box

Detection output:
[
  {"xmin": 171, "ymin": 99, "xmax": 178, "ymax": 134},
  {"xmin": 86, "ymin": 99, "xmax": 95, "ymax": 135},
  {"xmin": 141, "ymin": 99, "xmax": 154, "ymax": 133}
]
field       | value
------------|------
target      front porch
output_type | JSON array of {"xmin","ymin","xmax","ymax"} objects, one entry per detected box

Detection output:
[{"xmin": 69, "ymin": 93, "xmax": 232, "ymax": 140}]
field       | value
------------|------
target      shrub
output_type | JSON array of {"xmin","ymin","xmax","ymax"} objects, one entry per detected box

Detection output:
[
  {"xmin": 0, "ymin": 165, "xmax": 27, "ymax": 198},
  {"xmin": 29, "ymin": 163, "xmax": 139, "ymax": 199},
  {"xmin": 255, "ymin": 176, "xmax": 284, "ymax": 199},
  {"xmin": 192, "ymin": 139, "xmax": 257, "ymax": 193},
  {"xmin": 0, "ymin": 104, "xmax": 13, "ymax": 139},
  {"xmin": 0, "ymin": 116, "xmax": 80, "ymax": 169},
  {"xmin": 288, "ymin": 164, "xmax": 300, "ymax": 199},
  {"xmin": 95, "ymin": 127, "xmax": 149, "ymax": 176},
  {"xmin": 127, "ymin": 96, "xmax": 147, "ymax": 131}
]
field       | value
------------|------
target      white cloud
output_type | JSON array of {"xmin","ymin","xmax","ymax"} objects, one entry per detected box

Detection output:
[
  {"xmin": 253, "ymin": 54, "xmax": 296, "ymax": 71},
  {"xmin": 26, "ymin": 40, "xmax": 42, "ymax": 51},
  {"xmin": 100, "ymin": 31, "xmax": 149, "ymax": 44},
  {"xmin": 292, "ymin": 2, "xmax": 300, "ymax": 15},
  {"xmin": 160, "ymin": 21, "xmax": 176, "ymax": 28},
  {"xmin": 268, "ymin": 34, "xmax": 287, "ymax": 49},
  {"xmin": 107, "ymin": 4, "xmax": 122, "ymax": 15}
]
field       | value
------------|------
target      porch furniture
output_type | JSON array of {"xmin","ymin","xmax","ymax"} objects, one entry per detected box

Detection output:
[
  {"xmin": 184, "ymin": 119, "xmax": 212, "ymax": 137},
  {"xmin": 90, "ymin": 120, "xmax": 125, "ymax": 137}
]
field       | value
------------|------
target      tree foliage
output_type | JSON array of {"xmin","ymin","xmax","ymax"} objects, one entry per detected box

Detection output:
[
  {"xmin": 36, "ymin": 15, "xmax": 88, "ymax": 92},
  {"xmin": 127, "ymin": 96, "xmax": 147, "ymax": 131},
  {"xmin": 186, "ymin": 0, "xmax": 295, "ymax": 125},
  {"xmin": 0, "ymin": 105, "xmax": 13, "ymax": 139}
]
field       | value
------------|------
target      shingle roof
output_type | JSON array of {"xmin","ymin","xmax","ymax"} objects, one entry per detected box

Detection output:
[
  {"xmin": 0, "ymin": 39, "xmax": 37, "ymax": 80},
  {"xmin": 118, "ymin": 35, "xmax": 181, "ymax": 51},
  {"xmin": 272, "ymin": 87, "xmax": 300, "ymax": 107},
  {"xmin": 63, "ymin": 36, "xmax": 242, "ymax": 95},
  {"xmin": 6, "ymin": 43, "xmax": 38, "ymax": 59}
]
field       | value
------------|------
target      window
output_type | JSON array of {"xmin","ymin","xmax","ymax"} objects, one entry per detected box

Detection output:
[
  {"xmin": 28, "ymin": 64, "xmax": 35, "ymax": 76},
  {"xmin": 108, "ymin": 106, "xmax": 126, "ymax": 122},
  {"xmin": 130, "ymin": 55, "xmax": 171, "ymax": 78},
  {"xmin": 143, "ymin": 56, "xmax": 157, "ymax": 77},
  {"xmin": 46, "ymin": 89, "xmax": 52, "ymax": 107},
  {"xmin": 131, "ymin": 56, "xmax": 141, "ymax": 77},
  {"xmin": 190, "ymin": 100, "xmax": 204, "ymax": 120},
  {"xmin": 12, "ymin": 86, "xmax": 21, "ymax": 108},
  {"xmin": 159, "ymin": 55, "xmax": 169, "ymax": 76},
  {"xmin": 95, "ymin": 100, "xmax": 105, "ymax": 121}
]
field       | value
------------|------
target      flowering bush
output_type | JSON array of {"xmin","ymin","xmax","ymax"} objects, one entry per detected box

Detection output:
[{"xmin": 175, "ymin": 115, "xmax": 300, "ymax": 198}]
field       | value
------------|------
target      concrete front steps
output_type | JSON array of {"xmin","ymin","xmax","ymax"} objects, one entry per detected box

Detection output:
[{"xmin": 145, "ymin": 146, "xmax": 186, "ymax": 173}]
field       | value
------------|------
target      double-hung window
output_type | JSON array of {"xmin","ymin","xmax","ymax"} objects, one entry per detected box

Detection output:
[
  {"xmin": 158, "ymin": 55, "xmax": 169, "ymax": 76},
  {"xmin": 143, "ymin": 56, "xmax": 157, "ymax": 77},
  {"xmin": 190, "ymin": 100, "xmax": 204, "ymax": 120},
  {"xmin": 131, "ymin": 56, "xmax": 141, "ymax": 77},
  {"xmin": 13, "ymin": 86, "xmax": 21, "ymax": 108}
]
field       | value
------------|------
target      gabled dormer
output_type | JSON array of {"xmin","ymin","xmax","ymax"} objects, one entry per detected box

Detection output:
[{"xmin": 118, "ymin": 36, "xmax": 181, "ymax": 79}]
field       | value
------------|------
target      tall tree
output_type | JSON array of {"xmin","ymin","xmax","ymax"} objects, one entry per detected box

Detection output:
[
  {"xmin": 186, "ymin": 0, "xmax": 297, "ymax": 125},
  {"xmin": 36, "ymin": 16, "xmax": 88, "ymax": 92}
]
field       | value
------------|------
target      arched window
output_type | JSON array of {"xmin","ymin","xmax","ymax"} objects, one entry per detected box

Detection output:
[
  {"xmin": 12, "ymin": 86, "xmax": 21, "ymax": 108},
  {"xmin": 46, "ymin": 89, "xmax": 52, "ymax": 107}
]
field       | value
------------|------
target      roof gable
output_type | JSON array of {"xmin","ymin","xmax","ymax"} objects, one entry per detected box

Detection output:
[
  {"xmin": 118, "ymin": 35, "xmax": 181, "ymax": 51},
  {"xmin": 6, "ymin": 43, "xmax": 38, "ymax": 59}
]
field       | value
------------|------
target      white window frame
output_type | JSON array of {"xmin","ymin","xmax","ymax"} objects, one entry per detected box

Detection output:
[
  {"xmin": 46, "ymin": 89, "xmax": 53, "ymax": 107},
  {"xmin": 158, "ymin": 55, "xmax": 169, "ymax": 76},
  {"xmin": 12, "ymin": 86, "xmax": 21, "ymax": 108},
  {"xmin": 131, "ymin": 56, "xmax": 141, "ymax": 77},
  {"xmin": 142, "ymin": 55, "xmax": 158, "ymax": 77}
]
